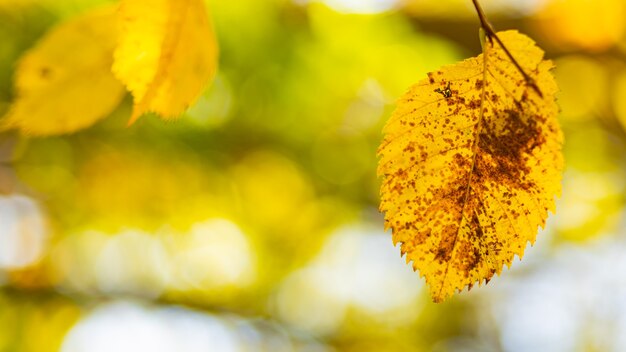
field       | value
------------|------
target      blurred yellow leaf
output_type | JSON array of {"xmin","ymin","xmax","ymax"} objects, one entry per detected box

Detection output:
[
  {"xmin": 534, "ymin": 0, "xmax": 626, "ymax": 52},
  {"xmin": 1, "ymin": 6, "xmax": 125, "ymax": 136},
  {"xmin": 612, "ymin": 68, "xmax": 626, "ymax": 131},
  {"xmin": 113, "ymin": 0, "xmax": 219, "ymax": 124},
  {"xmin": 378, "ymin": 31, "xmax": 564, "ymax": 302},
  {"xmin": 554, "ymin": 55, "xmax": 607, "ymax": 121}
]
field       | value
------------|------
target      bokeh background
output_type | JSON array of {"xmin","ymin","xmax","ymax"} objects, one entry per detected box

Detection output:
[{"xmin": 1, "ymin": 0, "xmax": 626, "ymax": 351}]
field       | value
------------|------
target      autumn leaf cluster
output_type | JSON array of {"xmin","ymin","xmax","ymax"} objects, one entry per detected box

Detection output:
[{"xmin": 2, "ymin": 0, "xmax": 218, "ymax": 135}]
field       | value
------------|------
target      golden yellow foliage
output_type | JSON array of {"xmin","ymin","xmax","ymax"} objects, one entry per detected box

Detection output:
[
  {"xmin": 378, "ymin": 31, "xmax": 564, "ymax": 302},
  {"xmin": 1, "ymin": 7, "xmax": 125, "ymax": 136},
  {"xmin": 113, "ymin": 0, "xmax": 219, "ymax": 124},
  {"xmin": 534, "ymin": 0, "xmax": 625, "ymax": 52}
]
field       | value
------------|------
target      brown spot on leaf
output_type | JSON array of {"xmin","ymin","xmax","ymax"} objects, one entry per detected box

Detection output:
[
  {"xmin": 428, "ymin": 72, "xmax": 435, "ymax": 84},
  {"xmin": 39, "ymin": 66, "xmax": 52, "ymax": 78}
]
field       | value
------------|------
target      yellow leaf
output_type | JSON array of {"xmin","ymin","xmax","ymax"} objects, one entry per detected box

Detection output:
[
  {"xmin": 2, "ymin": 6, "xmax": 125, "ymax": 136},
  {"xmin": 377, "ymin": 31, "xmax": 564, "ymax": 303},
  {"xmin": 113, "ymin": 0, "xmax": 219, "ymax": 124}
]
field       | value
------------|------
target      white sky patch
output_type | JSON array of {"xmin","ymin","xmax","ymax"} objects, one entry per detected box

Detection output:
[
  {"xmin": 61, "ymin": 301, "xmax": 330, "ymax": 352},
  {"xmin": 52, "ymin": 218, "xmax": 256, "ymax": 297},
  {"xmin": 61, "ymin": 302, "xmax": 241, "ymax": 352},
  {"xmin": 274, "ymin": 224, "xmax": 423, "ymax": 334},
  {"xmin": 0, "ymin": 194, "xmax": 47, "ymax": 269},
  {"xmin": 95, "ymin": 230, "xmax": 170, "ymax": 298},
  {"xmin": 296, "ymin": 0, "xmax": 400, "ymax": 14},
  {"xmin": 169, "ymin": 219, "xmax": 256, "ymax": 291},
  {"xmin": 480, "ymin": 236, "xmax": 626, "ymax": 352}
]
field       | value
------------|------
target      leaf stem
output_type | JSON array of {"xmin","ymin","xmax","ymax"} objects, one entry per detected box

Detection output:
[{"xmin": 471, "ymin": 0, "xmax": 543, "ymax": 97}]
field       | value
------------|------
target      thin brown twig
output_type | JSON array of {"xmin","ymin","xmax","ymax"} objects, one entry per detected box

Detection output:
[{"xmin": 471, "ymin": 0, "xmax": 543, "ymax": 97}]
